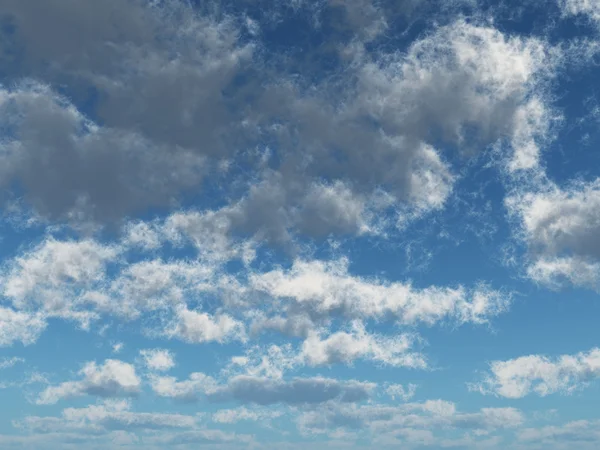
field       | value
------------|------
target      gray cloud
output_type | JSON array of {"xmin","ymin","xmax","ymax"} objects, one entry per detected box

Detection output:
[{"xmin": 151, "ymin": 372, "xmax": 375, "ymax": 406}]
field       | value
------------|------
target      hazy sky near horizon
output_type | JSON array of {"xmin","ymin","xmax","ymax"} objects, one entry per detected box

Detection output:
[{"xmin": 2, "ymin": 0, "xmax": 600, "ymax": 449}]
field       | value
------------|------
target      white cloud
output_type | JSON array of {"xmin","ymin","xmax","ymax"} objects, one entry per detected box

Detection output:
[
  {"xmin": 355, "ymin": 20, "xmax": 551, "ymax": 169},
  {"xmin": 560, "ymin": 0, "xmax": 600, "ymax": 23},
  {"xmin": 98, "ymin": 259, "xmax": 214, "ymax": 319},
  {"xmin": 166, "ymin": 306, "xmax": 246, "ymax": 344},
  {"xmin": 251, "ymin": 258, "xmax": 510, "ymax": 330},
  {"xmin": 0, "ymin": 307, "xmax": 47, "ymax": 347},
  {"xmin": 139, "ymin": 349, "xmax": 175, "ymax": 372},
  {"xmin": 2, "ymin": 238, "xmax": 118, "ymax": 324},
  {"xmin": 385, "ymin": 383, "xmax": 418, "ymax": 401},
  {"xmin": 150, "ymin": 372, "xmax": 217, "ymax": 402},
  {"xmin": 300, "ymin": 321, "xmax": 426, "ymax": 368},
  {"xmin": 471, "ymin": 347, "xmax": 600, "ymax": 398},
  {"xmin": 0, "ymin": 357, "xmax": 24, "ymax": 370},
  {"xmin": 507, "ymin": 179, "xmax": 600, "ymax": 289},
  {"xmin": 163, "ymin": 210, "xmax": 255, "ymax": 262},
  {"xmin": 112, "ymin": 343, "xmax": 124, "ymax": 354},
  {"xmin": 122, "ymin": 221, "xmax": 162, "ymax": 251},
  {"xmin": 37, "ymin": 359, "xmax": 141, "ymax": 404}
]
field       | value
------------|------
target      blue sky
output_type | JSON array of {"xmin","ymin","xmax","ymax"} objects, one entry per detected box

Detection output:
[{"xmin": 2, "ymin": 0, "xmax": 600, "ymax": 449}]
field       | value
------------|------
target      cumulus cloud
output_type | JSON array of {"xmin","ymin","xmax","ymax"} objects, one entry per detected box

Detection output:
[
  {"xmin": 0, "ymin": 0, "xmax": 555, "ymax": 241},
  {"xmin": 37, "ymin": 359, "xmax": 141, "ymax": 404},
  {"xmin": 165, "ymin": 306, "xmax": 246, "ymax": 344},
  {"xmin": 300, "ymin": 321, "xmax": 426, "ymax": 368},
  {"xmin": 471, "ymin": 347, "xmax": 600, "ymax": 398},
  {"xmin": 251, "ymin": 258, "xmax": 510, "ymax": 332},
  {"xmin": 385, "ymin": 383, "xmax": 418, "ymax": 401},
  {"xmin": 0, "ymin": 82, "xmax": 208, "ymax": 224},
  {"xmin": 139, "ymin": 349, "xmax": 175, "ymax": 372},
  {"xmin": 0, "ymin": 0, "xmax": 252, "ymax": 225},
  {"xmin": 2, "ymin": 237, "xmax": 119, "ymax": 325},
  {"xmin": 507, "ymin": 179, "xmax": 600, "ymax": 289},
  {"xmin": 560, "ymin": 0, "xmax": 600, "ymax": 24},
  {"xmin": 0, "ymin": 307, "xmax": 46, "ymax": 347},
  {"xmin": 98, "ymin": 259, "xmax": 215, "ymax": 319}
]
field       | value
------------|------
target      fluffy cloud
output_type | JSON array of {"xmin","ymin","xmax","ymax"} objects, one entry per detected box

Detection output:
[
  {"xmin": 385, "ymin": 383, "xmax": 418, "ymax": 401},
  {"xmin": 471, "ymin": 348, "xmax": 600, "ymax": 398},
  {"xmin": 560, "ymin": 0, "xmax": 600, "ymax": 24},
  {"xmin": 2, "ymin": 238, "xmax": 118, "ymax": 325},
  {"xmin": 507, "ymin": 179, "xmax": 600, "ymax": 289},
  {"xmin": 251, "ymin": 258, "xmax": 510, "ymax": 331},
  {"xmin": 37, "ymin": 359, "xmax": 141, "ymax": 404},
  {"xmin": 300, "ymin": 321, "xmax": 426, "ymax": 368},
  {"xmin": 0, "ymin": 307, "xmax": 46, "ymax": 347},
  {"xmin": 151, "ymin": 372, "xmax": 375, "ymax": 406},
  {"xmin": 0, "ymin": 83, "xmax": 208, "ymax": 224},
  {"xmin": 0, "ymin": 0, "xmax": 251, "ymax": 224},
  {"xmin": 139, "ymin": 349, "xmax": 175, "ymax": 372},
  {"xmin": 0, "ymin": 0, "xmax": 554, "ymax": 241},
  {"xmin": 353, "ymin": 20, "xmax": 551, "ymax": 170},
  {"xmin": 165, "ymin": 306, "xmax": 246, "ymax": 344}
]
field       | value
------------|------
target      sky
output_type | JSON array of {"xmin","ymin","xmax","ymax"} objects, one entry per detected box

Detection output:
[{"xmin": 2, "ymin": 0, "xmax": 600, "ymax": 449}]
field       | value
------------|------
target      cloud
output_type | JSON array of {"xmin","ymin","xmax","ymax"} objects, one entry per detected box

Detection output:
[
  {"xmin": 212, "ymin": 406, "xmax": 283, "ymax": 424},
  {"xmin": 146, "ymin": 429, "xmax": 253, "ymax": 446},
  {"xmin": 251, "ymin": 258, "xmax": 510, "ymax": 331},
  {"xmin": 0, "ymin": 307, "xmax": 46, "ymax": 347},
  {"xmin": 353, "ymin": 20, "xmax": 552, "ymax": 170},
  {"xmin": 98, "ymin": 259, "xmax": 215, "ymax": 319},
  {"xmin": 2, "ymin": 237, "xmax": 119, "ymax": 325},
  {"xmin": 297, "ymin": 400, "xmax": 524, "ymax": 436},
  {"xmin": 0, "ymin": 0, "xmax": 554, "ymax": 243},
  {"xmin": 210, "ymin": 376, "xmax": 375, "ymax": 405},
  {"xmin": 151, "ymin": 372, "xmax": 375, "ymax": 406},
  {"xmin": 0, "ymin": 357, "xmax": 24, "ymax": 370},
  {"xmin": 518, "ymin": 419, "xmax": 600, "ymax": 446},
  {"xmin": 165, "ymin": 306, "xmax": 246, "ymax": 344},
  {"xmin": 385, "ymin": 383, "xmax": 418, "ymax": 401},
  {"xmin": 37, "ymin": 359, "xmax": 141, "ymax": 404},
  {"xmin": 0, "ymin": 0, "xmax": 252, "ymax": 225},
  {"xmin": 0, "ymin": 82, "xmax": 208, "ymax": 224},
  {"xmin": 506, "ymin": 179, "xmax": 600, "ymax": 289},
  {"xmin": 300, "ymin": 321, "xmax": 426, "ymax": 368},
  {"xmin": 139, "ymin": 349, "xmax": 175, "ymax": 372},
  {"xmin": 559, "ymin": 0, "xmax": 600, "ymax": 24},
  {"xmin": 18, "ymin": 399, "xmax": 199, "ymax": 433},
  {"xmin": 471, "ymin": 347, "xmax": 600, "ymax": 398}
]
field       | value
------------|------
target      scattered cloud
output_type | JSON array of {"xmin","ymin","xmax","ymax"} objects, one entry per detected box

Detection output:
[
  {"xmin": 471, "ymin": 348, "xmax": 600, "ymax": 398},
  {"xmin": 37, "ymin": 360, "xmax": 141, "ymax": 405},
  {"xmin": 139, "ymin": 349, "xmax": 175, "ymax": 372}
]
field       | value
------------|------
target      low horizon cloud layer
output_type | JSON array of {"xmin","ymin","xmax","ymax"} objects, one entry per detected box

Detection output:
[{"xmin": 1, "ymin": 0, "xmax": 600, "ymax": 449}]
